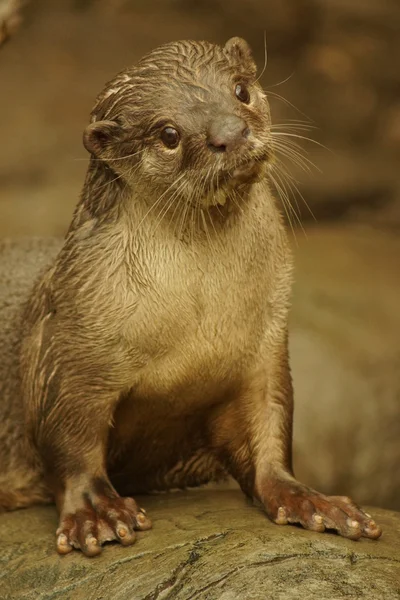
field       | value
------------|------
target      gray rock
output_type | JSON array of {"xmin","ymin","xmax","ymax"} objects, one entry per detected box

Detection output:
[{"xmin": 0, "ymin": 489, "xmax": 399, "ymax": 600}]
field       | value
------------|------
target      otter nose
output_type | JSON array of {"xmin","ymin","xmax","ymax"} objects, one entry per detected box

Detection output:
[{"xmin": 207, "ymin": 115, "xmax": 250, "ymax": 153}]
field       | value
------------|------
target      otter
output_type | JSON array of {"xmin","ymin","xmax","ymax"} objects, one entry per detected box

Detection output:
[{"xmin": 0, "ymin": 37, "xmax": 381, "ymax": 556}]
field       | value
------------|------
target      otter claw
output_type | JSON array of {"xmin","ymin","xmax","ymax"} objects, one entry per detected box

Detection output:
[
  {"xmin": 261, "ymin": 479, "xmax": 382, "ymax": 540},
  {"xmin": 56, "ymin": 533, "xmax": 73, "ymax": 555},
  {"xmin": 276, "ymin": 506, "xmax": 288, "ymax": 525}
]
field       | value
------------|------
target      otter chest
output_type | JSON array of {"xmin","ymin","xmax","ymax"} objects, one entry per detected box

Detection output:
[{"xmin": 122, "ymin": 237, "xmax": 277, "ymax": 398}]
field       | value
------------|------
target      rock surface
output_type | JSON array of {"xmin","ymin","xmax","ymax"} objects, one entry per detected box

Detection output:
[{"xmin": 1, "ymin": 489, "xmax": 399, "ymax": 600}]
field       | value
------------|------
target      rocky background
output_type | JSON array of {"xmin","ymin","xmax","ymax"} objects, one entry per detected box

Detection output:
[
  {"xmin": 2, "ymin": 491, "xmax": 400, "ymax": 600},
  {"xmin": 0, "ymin": 0, "xmax": 399, "ymax": 510},
  {"xmin": 1, "ymin": 0, "xmax": 399, "ymax": 234}
]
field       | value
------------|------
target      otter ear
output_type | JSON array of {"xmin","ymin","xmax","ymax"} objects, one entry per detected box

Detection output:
[
  {"xmin": 83, "ymin": 120, "xmax": 121, "ymax": 156},
  {"xmin": 224, "ymin": 37, "xmax": 257, "ymax": 78}
]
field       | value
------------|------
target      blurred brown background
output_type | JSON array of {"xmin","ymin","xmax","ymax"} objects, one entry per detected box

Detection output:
[
  {"xmin": 1, "ymin": 0, "xmax": 399, "ymax": 509},
  {"xmin": 1, "ymin": 0, "xmax": 400, "ymax": 234}
]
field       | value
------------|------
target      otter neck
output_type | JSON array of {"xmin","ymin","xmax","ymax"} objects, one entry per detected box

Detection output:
[
  {"xmin": 70, "ymin": 160, "xmax": 259, "ymax": 240},
  {"xmin": 68, "ymin": 160, "xmax": 130, "ymax": 233},
  {"xmin": 129, "ymin": 178, "xmax": 256, "ymax": 240}
]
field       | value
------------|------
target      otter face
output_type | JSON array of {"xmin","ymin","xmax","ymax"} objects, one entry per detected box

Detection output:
[{"xmin": 84, "ymin": 38, "xmax": 272, "ymax": 211}]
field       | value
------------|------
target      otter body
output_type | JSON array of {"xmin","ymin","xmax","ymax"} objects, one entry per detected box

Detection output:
[
  {"xmin": 0, "ymin": 38, "xmax": 381, "ymax": 555},
  {"xmin": 82, "ymin": 188, "xmax": 288, "ymax": 493},
  {"xmin": 23, "ymin": 181, "xmax": 289, "ymax": 495}
]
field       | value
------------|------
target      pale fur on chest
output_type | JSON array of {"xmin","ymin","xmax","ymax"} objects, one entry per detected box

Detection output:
[
  {"xmin": 54, "ymin": 185, "xmax": 292, "ymax": 403},
  {"xmin": 125, "ymin": 243, "xmax": 269, "ymax": 399}
]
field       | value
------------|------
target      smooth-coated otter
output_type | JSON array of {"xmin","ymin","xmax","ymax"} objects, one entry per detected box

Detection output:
[{"xmin": 0, "ymin": 37, "xmax": 381, "ymax": 556}]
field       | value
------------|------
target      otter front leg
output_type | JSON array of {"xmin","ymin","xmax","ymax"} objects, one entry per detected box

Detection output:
[
  {"xmin": 26, "ymin": 366, "xmax": 151, "ymax": 556},
  {"xmin": 212, "ymin": 337, "xmax": 382, "ymax": 540}
]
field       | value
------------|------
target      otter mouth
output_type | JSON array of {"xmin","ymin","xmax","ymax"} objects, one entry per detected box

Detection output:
[
  {"xmin": 221, "ymin": 152, "xmax": 269, "ymax": 188},
  {"xmin": 230, "ymin": 158, "xmax": 264, "ymax": 185},
  {"xmin": 200, "ymin": 151, "xmax": 270, "ymax": 207}
]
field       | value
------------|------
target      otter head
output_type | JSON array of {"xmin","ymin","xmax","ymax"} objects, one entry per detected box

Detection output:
[{"xmin": 83, "ymin": 38, "xmax": 272, "ymax": 214}]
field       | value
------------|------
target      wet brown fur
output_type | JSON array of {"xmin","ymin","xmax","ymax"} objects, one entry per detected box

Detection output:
[
  {"xmin": 0, "ymin": 38, "xmax": 381, "ymax": 552},
  {"xmin": 18, "ymin": 38, "xmax": 289, "ymax": 498}
]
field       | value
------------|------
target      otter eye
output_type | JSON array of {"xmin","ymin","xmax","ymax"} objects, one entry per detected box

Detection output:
[
  {"xmin": 161, "ymin": 126, "xmax": 180, "ymax": 149},
  {"xmin": 235, "ymin": 83, "xmax": 250, "ymax": 104}
]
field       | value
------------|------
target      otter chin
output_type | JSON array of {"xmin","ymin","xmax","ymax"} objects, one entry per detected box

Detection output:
[
  {"xmin": 203, "ymin": 159, "xmax": 268, "ymax": 208},
  {"xmin": 231, "ymin": 157, "xmax": 267, "ymax": 184},
  {"xmin": 0, "ymin": 37, "xmax": 381, "ymax": 557}
]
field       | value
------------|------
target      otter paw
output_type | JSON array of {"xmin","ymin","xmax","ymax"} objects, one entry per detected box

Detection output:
[
  {"xmin": 56, "ymin": 492, "xmax": 151, "ymax": 557},
  {"xmin": 261, "ymin": 479, "xmax": 381, "ymax": 540}
]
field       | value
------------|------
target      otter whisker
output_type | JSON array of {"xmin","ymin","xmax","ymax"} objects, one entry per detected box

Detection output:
[
  {"xmin": 170, "ymin": 178, "xmax": 195, "ymax": 236},
  {"xmin": 134, "ymin": 172, "xmax": 186, "ymax": 235},
  {"xmin": 270, "ymin": 122, "xmax": 325, "ymax": 225},
  {"xmin": 170, "ymin": 187, "xmax": 187, "ymax": 237},
  {"xmin": 206, "ymin": 164, "xmax": 217, "ymax": 200},
  {"xmin": 195, "ymin": 166, "xmax": 214, "ymax": 245},
  {"xmin": 192, "ymin": 169, "xmax": 208, "ymax": 243},
  {"xmin": 254, "ymin": 30, "xmax": 268, "ymax": 84},
  {"xmin": 172, "ymin": 172, "xmax": 201, "ymax": 241},
  {"xmin": 215, "ymin": 166, "xmax": 228, "ymax": 217},
  {"xmin": 273, "ymin": 148, "xmax": 314, "ymax": 177},
  {"xmin": 273, "ymin": 160, "xmax": 317, "ymax": 223},
  {"xmin": 206, "ymin": 202, "xmax": 220, "ymax": 245},
  {"xmin": 209, "ymin": 162, "xmax": 228, "ymax": 220},
  {"xmin": 212, "ymin": 164, "xmax": 221, "ymax": 209},
  {"xmin": 152, "ymin": 176, "xmax": 189, "ymax": 237},
  {"xmin": 152, "ymin": 187, "xmax": 180, "ymax": 237},
  {"xmin": 120, "ymin": 161, "xmax": 142, "ymax": 205},
  {"xmin": 174, "ymin": 187, "xmax": 191, "ymax": 241},
  {"xmin": 93, "ymin": 169, "xmax": 127, "ymax": 192},
  {"xmin": 270, "ymin": 180, "xmax": 298, "ymax": 241},
  {"xmin": 271, "ymin": 162, "xmax": 304, "ymax": 227},
  {"xmin": 74, "ymin": 149, "xmax": 144, "ymax": 163},
  {"xmin": 229, "ymin": 190, "xmax": 241, "ymax": 214},
  {"xmin": 91, "ymin": 160, "xmax": 142, "ymax": 194},
  {"xmin": 200, "ymin": 208, "xmax": 216, "ymax": 254},
  {"xmin": 271, "ymin": 118, "xmax": 315, "ymax": 126},
  {"xmin": 180, "ymin": 198, "xmax": 192, "ymax": 241},
  {"xmin": 272, "ymin": 138, "xmax": 318, "ymax": 174},
  {"xmin": 100, "ymin": 149, "xmax": 145, "ymax": 162},
  {"xmin": 199, "ymin": 165, "xmax": 212, "ymax": 206},
  {"xmin": 233, "ymin": 187, "xmax": 247, "ymax": 214},
  {"xmin": 265, "ymin": 90, "xmax": 313, "ymax": 122},
  {"xmin": 271, "ymin": 122, "xmax": 317, "ymax": 133},
  {"xmin": 265, "ymin": 71, "xmax": 295, "ymax": 90},
  {"xmin": 192, "ymin": 167, "xmax": 212, "ymax": 242},
  {"xmin": 272, "ymin": 130, "xmax": 317, "ymax": 149},
  {"xmin": 226, "ymin": 160, "xmax": 245, "ymax": 215},
  {"xmin": 268, "ymin": 168, "xmax": 300, "ymax": 241},
  {"xmin": 272, "ymin": 131, "xmax": 331, "ymax": 154},
  {"xmin": 181, "ymin": 168, "xmax": 205, "ymax": 238}
]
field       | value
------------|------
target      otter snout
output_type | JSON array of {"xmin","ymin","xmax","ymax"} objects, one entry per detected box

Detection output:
[{"xmin": 207, "ymin": 114, "xmax": 249, "ymax": 153}]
